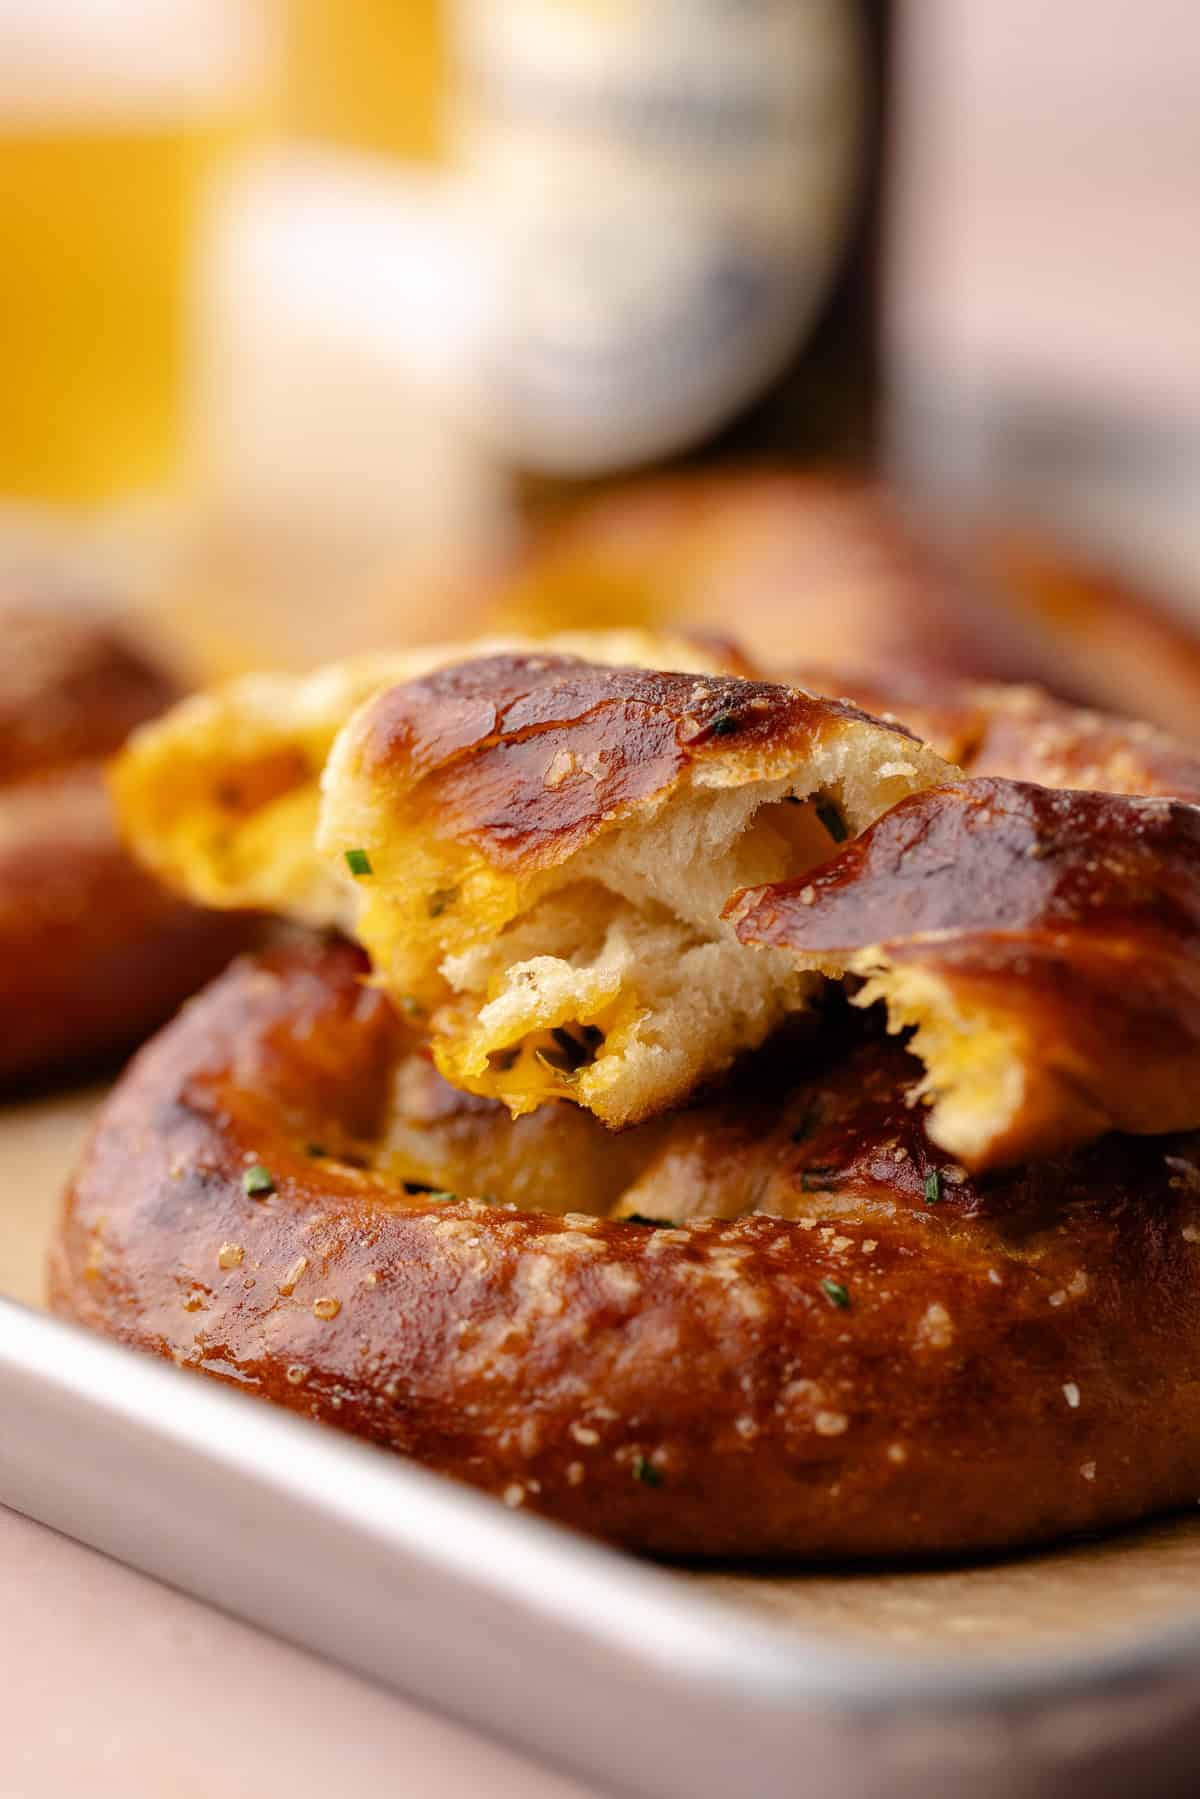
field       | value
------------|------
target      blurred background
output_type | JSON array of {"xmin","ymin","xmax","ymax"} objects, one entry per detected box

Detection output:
[{"xmin": 2, "ymin": 0, "xmax": 1198, "ymax": 678}]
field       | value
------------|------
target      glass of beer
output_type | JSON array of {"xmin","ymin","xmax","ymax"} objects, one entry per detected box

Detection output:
[
  {"xmin": 285, "ymin": 0, "xmax": 444, "ymax": 163},
  {"xmin": 0, "ymin": 0, "xmax": 272, "ymax": 514}
]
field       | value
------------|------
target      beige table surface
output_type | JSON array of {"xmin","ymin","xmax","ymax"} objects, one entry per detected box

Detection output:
[{"xmin": 0, "ymin": 1508, "xmax": 594, "ymax": 1799}]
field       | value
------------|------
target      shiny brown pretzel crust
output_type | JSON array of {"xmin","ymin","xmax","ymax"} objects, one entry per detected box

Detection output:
[
  {"xmin": 0, "ymin": 605, "xmax": 246, "ymax": 1083},
  {"xmin": 51, "ymin": 938, "xmax": 1200, "ymax": 1559}
]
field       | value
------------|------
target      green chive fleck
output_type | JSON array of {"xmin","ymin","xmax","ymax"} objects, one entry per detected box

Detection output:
[
  {"xmin": 815, "ymin": 800, "xmax": 848, "ymax": 844},
  {"xmin": 243, "ymin": 1164, "xmax": 275, "ymax": 1198},
  {"xmin": 820, "ymin": 1277, "xmax": 850, "ymax": 1310},
  {"xmin": 426, "ymin": 1190, "xmax": 457, "ymax": 1204},
  {"xmin": 923, "ymin": 1170, "xmax": 942, "ymax": 1207},
  {"xmin": 632, "ymin": 1454, "xmax": 664, "ymax": 1487},
  {"xmin": 711, "ymin": 713, "xmax": 739, "ymax": 737},
  {"xmin": 344, "ymin": 848, "xmax": 372, "ymax": 877},
  {"xmin": 399, "ymin": 994, "xmax": 425, "ymax": 1018}
]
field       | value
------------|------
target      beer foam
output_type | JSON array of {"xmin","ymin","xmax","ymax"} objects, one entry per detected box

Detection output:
[{"xmin": 0, "ymin": 0, "xmax": 272, "ymax": 123}]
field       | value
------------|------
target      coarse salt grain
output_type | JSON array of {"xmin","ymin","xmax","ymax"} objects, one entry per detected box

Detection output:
[{"xmin": 915, "ymin": 1302, "xmax": 954, "ymax": 1351}]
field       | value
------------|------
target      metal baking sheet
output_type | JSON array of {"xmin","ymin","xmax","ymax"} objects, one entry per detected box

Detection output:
[{"xmin": 1, "ymin": 1299, "xmax": 1200, "ymax": 1799}]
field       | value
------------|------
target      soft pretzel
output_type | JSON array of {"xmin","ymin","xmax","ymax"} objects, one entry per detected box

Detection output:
[
  {"xmin": 786, "ymin": 665, "xmax": 1200, "ymax": 801},
  {"xmin": 317, "ymin": 655, "xmax": 952, "ymax": 1126},
  {"xmin": 112, "ymin": 629, "xmax": 748, "ymax": 933},
  {"xmin": 968, "ymin": 523, "xmax": 1200, "ymax": 744},
  {"xmin": 475, "ymin": 470, "xmax": 1030, "ymax": 681},
  {"xmin": 52, "ymin": 937, "xmax": 1200, "ymax": 1559},
  {"xmin": 730, "ymin": 778, "xmax": 1200, "ymax": 1169},
  {"xmin": 476, "ymin": 470, "xmax": 1200, "ymax": 736},
  {"xmin": 0, "ymin": 604, "xmax": 247, "ymax": 1083}
]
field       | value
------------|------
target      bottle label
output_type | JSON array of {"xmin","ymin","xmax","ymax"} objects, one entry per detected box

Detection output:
[{"xmin": 451, "ymin": 0, "xmax": 865, "ymax": 474}]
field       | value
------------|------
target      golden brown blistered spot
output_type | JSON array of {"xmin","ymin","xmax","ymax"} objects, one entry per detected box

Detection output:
[
  {"xmin": 217, "ymin": 1242, "xmax": 244, "ymax": 1269},
  {"xmin": 815, "ymin": 1411, "xmax": 849, "ymax": 1437},
  {"xmin": 285, "ymin": 1364, "xmax": 308, "ymax": 1386},
  {"xmin": 312, "ymin": 1296, "xmax": 341, "ymax": 1320}
]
